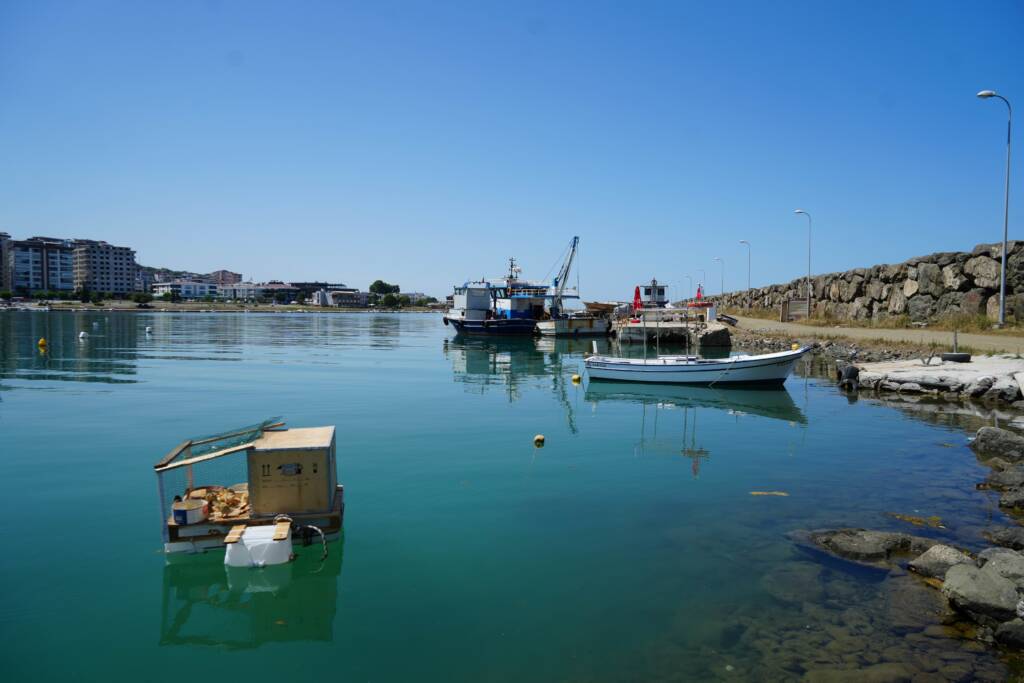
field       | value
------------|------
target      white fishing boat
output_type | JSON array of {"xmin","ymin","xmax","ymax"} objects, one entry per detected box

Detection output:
[{"xmin": 584, "ymin": 346, "xmax": 811, "ymax": 385}]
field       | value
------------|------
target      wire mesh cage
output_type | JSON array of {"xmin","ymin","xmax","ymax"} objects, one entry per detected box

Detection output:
[{"xmin": 155, "ymin": 418, "xmax": 281, "ymax": 541}]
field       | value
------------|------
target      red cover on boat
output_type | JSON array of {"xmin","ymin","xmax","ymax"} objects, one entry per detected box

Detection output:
[
  {"xmin": 633, "ymin": 286, "xmax": 642, "ymax": 310},
  {"xmin": 696, "ymin": 284, "xmax": 703, "ymax": 301}
]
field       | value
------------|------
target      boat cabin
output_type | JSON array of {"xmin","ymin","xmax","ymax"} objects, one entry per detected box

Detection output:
[
  {"xmin": 640, "ymin": 279, "xmax": 669, "ymax": 308},
  {"xmin": 154, "ymin": 420, "xmax": 344, "ymax": 555}
]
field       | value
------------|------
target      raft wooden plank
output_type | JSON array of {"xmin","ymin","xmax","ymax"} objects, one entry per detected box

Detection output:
[
  {"xmin": 154, "ymin": 440, "xmax": 191, "ymax": 469},
  {"xmin": 273, "ymin": 521, "xmax": 291, "ymax": 541},
  {"xmin": 224, "ymin": 525, "xmax": 247, "ymax": 544},
  {"xmin": 154, "ymin": 443, "xmax": 254, "ymax": 473},
  {"xmin": 254, "ymin": 426, "xmax": 335, "ymax": 451}
]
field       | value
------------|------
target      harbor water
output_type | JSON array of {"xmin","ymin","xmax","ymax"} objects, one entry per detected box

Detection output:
[{"xmin": 0, "ymin": 311, "xmax": 1018, "ymax": 680}]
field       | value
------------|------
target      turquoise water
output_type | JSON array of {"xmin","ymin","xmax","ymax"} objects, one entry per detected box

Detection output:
[{"xmin": 0, "ymin": 311, "xmax": 1013, "ymax": 680}]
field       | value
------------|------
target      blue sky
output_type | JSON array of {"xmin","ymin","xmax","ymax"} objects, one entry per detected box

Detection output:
[{"xmin": 0, "ymin": 1, "xmax": 1021, "ymax": 299}]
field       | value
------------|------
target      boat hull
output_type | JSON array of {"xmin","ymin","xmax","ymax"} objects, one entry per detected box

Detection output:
[
  {"xmin": 536, "ymin": 318, "xmax": 610, "ymax": 337},
  {"xmin": 584, "ymin": 348, "xmax": 809, "ymax": 385},
  {"xmin": 445, "ymin": 317, "xmax": 537, "ymax": 335}
]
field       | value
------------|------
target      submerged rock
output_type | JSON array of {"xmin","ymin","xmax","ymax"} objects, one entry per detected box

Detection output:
[
  {"xmin": 995, "ymin": 618, "xmax": 1024, "ymax": 647},
  {"xmin": 971, "ymin": 426, "xmax": 1024, "ymax": 462},
  {"xmin": 942, "ymin": 564, "xmax": 1019, "ymax": 623},
  {"xmin": 908, "ymin": 544, "xmax": 973, "ymax": 579},
  {"xmin": 983, "ymin": 526, "xmax": 1024, "ymax": 550},
  {"xmin": 986, "ymin": 465, "xmax": 1024, "ymax": 490},
  {"xmin": 796, "ymin": 528, "xmax": 936, "ymax": 565}
]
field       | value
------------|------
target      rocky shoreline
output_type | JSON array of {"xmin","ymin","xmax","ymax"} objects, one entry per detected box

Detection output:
[{"xmin": 762, "ymin": 424, "xmax": 1024, "ymax": 680}]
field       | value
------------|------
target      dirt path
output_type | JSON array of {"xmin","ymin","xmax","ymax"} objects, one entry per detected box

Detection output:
[{"xmin": 733, "ymin": 316, "xmax": 1024, "ymax": 354}]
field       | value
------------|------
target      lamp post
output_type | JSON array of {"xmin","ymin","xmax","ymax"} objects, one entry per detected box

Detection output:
[
  {"xmin": 977, "ymin": 89, "xmax": 1013, "ymax": 327},
  {"xmin": 794, "ymin": 210, "xmax": 812, "ymax": 315},
  {"xmin": 739, "ymin": 240, "xmax": 751, "ymax": 291},
  {"xmin": 684, "ymin": 274, "xmax": 693, "ymax": 300},
  {"xmin": 713, "ymin": 257, "xmax": 724, "ymax": 295},
  {"xmin": 697, "ymin": 269, "xmax": 706, "ymax": 297}
]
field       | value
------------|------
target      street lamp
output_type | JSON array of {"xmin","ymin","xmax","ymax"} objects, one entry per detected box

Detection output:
[
  {"xmin": 977, "ymin": 89, "xmax": 1013, "ymax": 327},
  {"xmin": 794, "ymin": 209, "xmax": 812, "ymax": 315},
  {"xmin": 684, "ymin": 274, "xmax": 693, "ymax": 300},
  {"xmin": 713, "ymin": 257, "xmax": 724, "ymax": 295},
  {"xmin": 739, "ymin": 240, "xmax": 751, "ymax": 292},
  {"xmin": 697, "ymin": 269, "xmax": 706, "ymax": 297}
]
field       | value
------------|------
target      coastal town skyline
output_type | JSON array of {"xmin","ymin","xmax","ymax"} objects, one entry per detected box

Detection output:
[{"xmin": 1, "ymin": 2, "xmax": 1021, "ymax": 301}]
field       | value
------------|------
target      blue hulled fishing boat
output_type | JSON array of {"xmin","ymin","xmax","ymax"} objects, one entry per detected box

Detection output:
[{"xmin": 443, "ymin": 239, "xmax": 584, "ymax": 336}]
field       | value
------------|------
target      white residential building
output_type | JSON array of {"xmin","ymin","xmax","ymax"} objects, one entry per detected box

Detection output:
[{"xmin": 153, "ymin": 280, "xmax": 219, "ymax": 299}]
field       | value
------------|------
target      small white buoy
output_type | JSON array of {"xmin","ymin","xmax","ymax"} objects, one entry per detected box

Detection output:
[
  {"xmin": 533, "ymin": 434, "xmax": 545, "ymax": 448},
  {"xmin": 145, "ymin": 326, "xmax": 152, "ymax": 334},
  {"xmin": 79, "ymin": 331, "xmax": 88, "ymax": 340}
]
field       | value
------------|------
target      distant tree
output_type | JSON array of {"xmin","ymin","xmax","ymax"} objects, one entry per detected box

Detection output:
[
  {"xmin": 398, "ymin": 294, "xmax": 411, "ymax": 307},
  {"xmin": 91, "ymin": 291, "xmax": 105, "ymax": 305},
  {"xmin": 131, "ymin": 293, "xmax": 154, "ymax": 304},
  {"xmin": 381, "ymin": 293, "xmax": 400, "ymax": 308},
  {"xmin": 370, "ymin": 280, "xmax": 400, "ymax": 295},
  {"xmin": 0, "ymin": 291, "xmax": 11, "ymax": 301},
  {"xmin": 274, "ymin": 291, "xmax": 290, "ymax": 304}
]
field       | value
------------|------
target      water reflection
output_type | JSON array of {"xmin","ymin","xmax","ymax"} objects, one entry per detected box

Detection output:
[
  {"xmin": 0, "ymin": 311, "xmax": 139, "ymax": 383},
  {"xmin": 160, "ymin": 541, "xmax": 343, "ymax": 650},
  {"xmin": 585, "ymin": 383, "xmax": 807, "ymax": 477}
]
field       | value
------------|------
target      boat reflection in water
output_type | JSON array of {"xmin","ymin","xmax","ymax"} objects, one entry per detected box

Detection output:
[
  {"xmin": 585, "ymin": 381, "xmax": 807, "ymax": 477},
  {"xmin": 159, "ymin": 540, "xmax": 343, "ymax": 649},
  {"xmin": 443, "ymin": 336, "xmax": 609, "ymax": 433}
]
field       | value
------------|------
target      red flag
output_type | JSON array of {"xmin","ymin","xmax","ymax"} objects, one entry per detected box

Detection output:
[
  {"xmin": 696, "ymin": 284, "xmax": 703, "ymax": 301},
  {"xmin": 633, "ymin": 286, "xmax": 642, "ymax": 311}
]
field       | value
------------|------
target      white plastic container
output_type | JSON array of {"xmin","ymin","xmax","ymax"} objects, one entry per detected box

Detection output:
[
  {"xmin": 224, "ymin": 526, "xmax": 293, "ymax": 568},
  {"xmin": 172, "ymin": 499, "xmax": 208, "ymax": 525}
]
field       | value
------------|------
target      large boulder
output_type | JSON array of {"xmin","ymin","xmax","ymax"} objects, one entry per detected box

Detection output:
[
  {"xmin": 906, "ymin": 295, "xmax": 935, "ymax": 322},
  {"xmin": 888, "ymin": 286, "xmax": 908, "ymax": 315},
  {"xmin": 908, "ymin": 544, "xmax": 973, "ymax": 579},
  {"xmin": 935, "ymin": 291, "xmax": 964, "ymax": 316},
  {"xmin": 965, "ymin": 255, "xmax": 1001, "ymax": 289},
  {"xmin": 903, "ymin": 279, "xmax": 919, "ymax": 298},
  {"xmin": 984, "ymin": 376, "xmax": 1022, "ymax": 403},
  {"xmin": 916, "ymin": 262, "xmax": 944, "ymax": 297},
  {"xmin": 972, "ymin": 426, "xmax": 1024, "ymax": 461},
  {"xmin": 961, "ymin": 288, "xmax": 989, "ymax": 316},
  {"xmin": 942, "ymin": 263, "xmax": 970, "ymax": 291},
  {"xmin": 965, "ymin": 375, "xmax": 995, "ymax": 398},
  {"xmin": 978, "ymin": 547, "xmax": 1024, "ymax": 583},
  {"xmin": 865, "ymin": 279, "xmax": 885, "ymax": 301},
  {"xmin": 839, "ymin": 275, "xmax": 863, "ymax": 302},
  {"xmin": 942, "ymin": 563, "xmax": 1019, "ymax": 622}
]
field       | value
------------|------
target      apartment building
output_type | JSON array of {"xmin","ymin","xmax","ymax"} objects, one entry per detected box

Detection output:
[
  {"xmin": 0, "ymin": 232, "xmax": 9, "ymax": 290},
  {"xmin": 73, "ymin": 240, "xmax": 137, "ymax": 295},
  {"xmin": 208, "ymin": 270, "xmax": 242, "ymax": 285},
  {"xmin": 3, "ymin": 236, "xmax": 76, "ymax": 293}
]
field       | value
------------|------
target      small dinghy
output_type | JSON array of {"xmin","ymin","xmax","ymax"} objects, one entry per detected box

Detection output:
[{"xmin": 584, "ymin": 346, "xmax": 811, "ymax": 385}]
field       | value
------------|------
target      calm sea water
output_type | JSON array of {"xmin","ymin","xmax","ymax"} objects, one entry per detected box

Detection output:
[{"xmin": 0, "ymin": 311, "xmax": 1015, "ymax": 681}]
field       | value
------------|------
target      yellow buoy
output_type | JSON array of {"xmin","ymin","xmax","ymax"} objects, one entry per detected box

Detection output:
[
  {"xmin": 37, "ymin": 337, "xmax": 47, "ymax": 347},
  {"xmin": 791, "ymin": 343, "xmax": 799, "ymax": 351},
  {"xmin": 533, "ymin": 434, "xmax": 545, "ymax": 448},
  {"xmin": 571, "ymin": 374, "xmax": 581, "ymax": 384}
]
